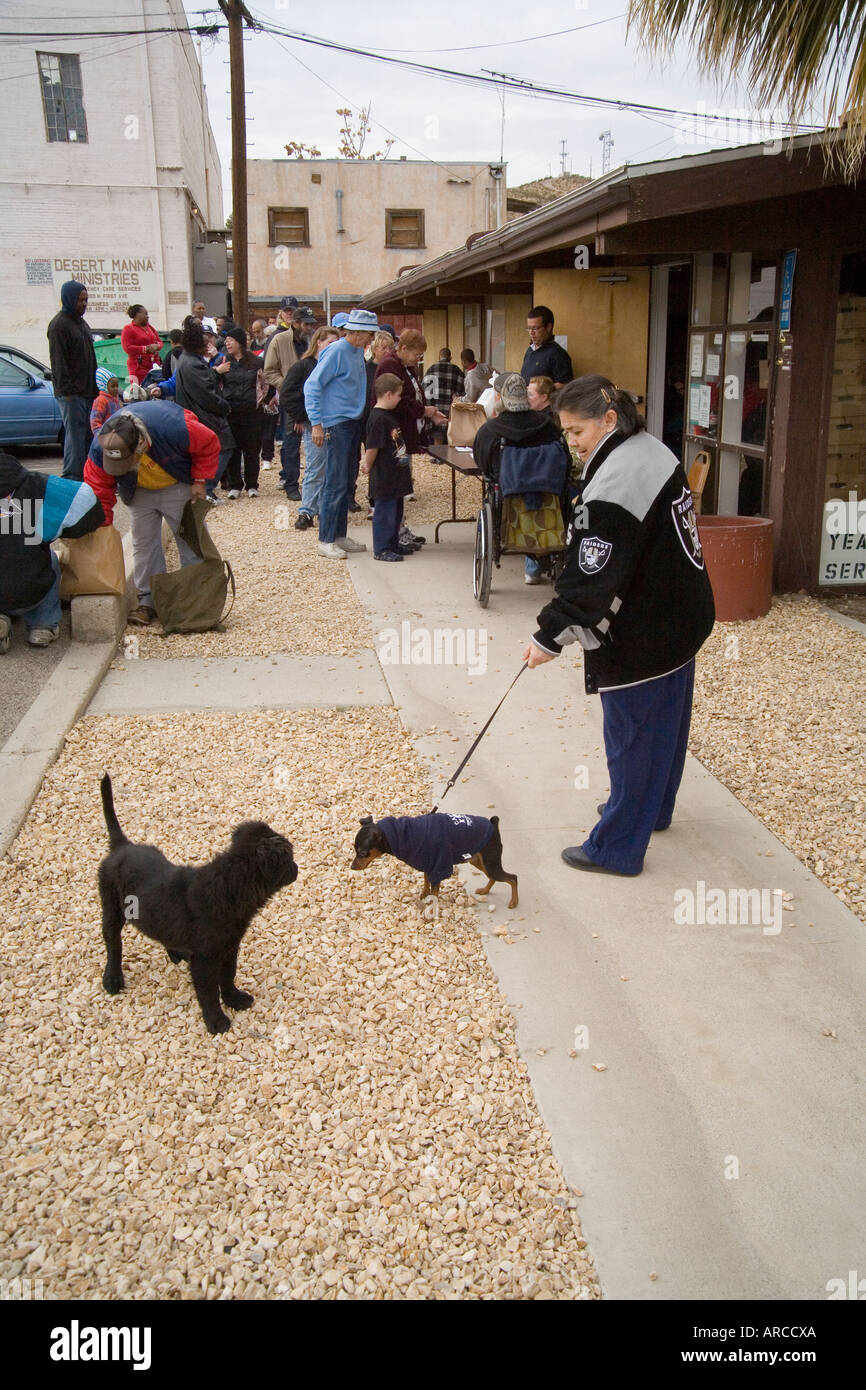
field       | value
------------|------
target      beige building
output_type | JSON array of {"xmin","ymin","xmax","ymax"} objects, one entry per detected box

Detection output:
[{"xmin": 247, "ymin": 159, "xmax": 505, "ymax": 320}]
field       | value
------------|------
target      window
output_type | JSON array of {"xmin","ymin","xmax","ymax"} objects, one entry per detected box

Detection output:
[
  {"xmin": 386, "ymin": 209, "xmax": 425, "ymax": 249},
  {"xmin": 37, "ymin": 52, "xmax": 87, "ymax": 143},
  {"xmin": 268, "ymin": 207, "xmax": 309, "ymax": 247}
]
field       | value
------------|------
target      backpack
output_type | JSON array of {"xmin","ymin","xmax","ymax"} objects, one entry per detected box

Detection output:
[{"xmin": 150, "ymin": 499, "xmax": 235, "ymax": 634}]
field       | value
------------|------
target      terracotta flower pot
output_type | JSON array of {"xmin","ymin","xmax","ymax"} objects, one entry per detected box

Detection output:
[{"xmin": 696, "ymin": 515, "xmax": 773, "ymax": 622}]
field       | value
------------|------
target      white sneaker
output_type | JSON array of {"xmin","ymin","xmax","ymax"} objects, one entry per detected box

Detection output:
[
  {"xmin": 261, "ymin": 461, "xmax": 272, "ymax": 470},
  {"xmin": 28, "ymin": 625, "xmax": 60, "ymax": 647},
  {"xmin": 247, "ymin": 488, "xmax": 259, "ymax": 498},
  {"xmin": 524, "ymin": 573, "xmax": 543, "ymax": 585},
  {"xmin": 317, "ymin": 541, "xmax": 347, "ymax": 560},
  {"xmin": 335, "ymin": 536, "xmax": 367, "ymax": 553},
  {"xmin": 226, "ymin": 489, "xmax": 240, "ymax": 500}
]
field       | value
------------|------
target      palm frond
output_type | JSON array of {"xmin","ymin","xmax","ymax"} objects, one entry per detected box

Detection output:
[{"xmin": 627, "ymin": 0, "xmax": 866, "ymax": 176}]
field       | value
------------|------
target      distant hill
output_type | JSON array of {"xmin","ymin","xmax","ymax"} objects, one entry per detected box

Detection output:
[{"xmin": 506, "ymin": 173, "xmax": 592, "ymax": 219}]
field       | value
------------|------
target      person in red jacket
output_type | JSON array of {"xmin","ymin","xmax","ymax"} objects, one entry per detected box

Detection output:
[
  {"xmin": 84, "ymin": 399, "xmax": 219, "ymax": 626},
  {"xmin": 120, "ymin": 304, "xmax": 162, "ymax": 385}
]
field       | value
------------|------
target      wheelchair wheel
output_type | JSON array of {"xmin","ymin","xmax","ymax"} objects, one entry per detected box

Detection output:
[{"xmin": 473, "ymin": 500, "xmax": 493, "ymax": 607}]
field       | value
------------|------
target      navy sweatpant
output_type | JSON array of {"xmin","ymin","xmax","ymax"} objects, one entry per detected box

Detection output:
[{"xmin": 582, "ymin": 660, "xmax": 695, "ymax": 875}]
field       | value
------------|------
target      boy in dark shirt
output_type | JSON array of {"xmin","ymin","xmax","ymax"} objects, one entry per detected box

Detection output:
[{"xmin": 360, "ymin": 373, "xmax": 414, "ymax": 562}]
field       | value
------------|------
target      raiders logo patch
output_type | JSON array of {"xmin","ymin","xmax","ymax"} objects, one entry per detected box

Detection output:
[
  {"xmin": 578, "ymin": 536, "xmax": 612, "ymax": 575},
  {"xmin": 671, "ymin": 486, "xmax": 705, "ymax": 569}
]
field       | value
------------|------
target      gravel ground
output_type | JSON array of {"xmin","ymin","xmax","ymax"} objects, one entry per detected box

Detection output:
[
  {"xmin": 690, "ymin": 595, "xmax": 866, "ymax": 922},
  {"xmin": 0, "ymin": 708, "xmax": 599, "ymax": 1301},
  {"xmin": 124, "ymin": 455, "xmax": 479, "ymax": 660}
]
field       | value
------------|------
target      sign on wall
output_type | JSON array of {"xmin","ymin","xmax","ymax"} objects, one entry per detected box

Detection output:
[
  {"xmin": 819, "ymin": 493, "xmax": 866, "ymax": 584},
  {"xmin": 49, "ymin": 255, "xmax": 160, "ymax": 318}
]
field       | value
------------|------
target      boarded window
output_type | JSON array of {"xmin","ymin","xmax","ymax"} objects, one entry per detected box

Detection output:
[
  {"xmin": 37, "ymin": 52, "xmax": 88, "ymax": 143},
  {"xmin": 268, "ymin": 207, "xmax": 310, "ymax": 247},
  {"xmin": 386, "ymin": 209, "xmax": 425, "ymax": 249}
]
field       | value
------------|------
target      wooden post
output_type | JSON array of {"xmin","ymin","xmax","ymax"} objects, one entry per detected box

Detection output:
[{"xmin": 219, "ymin": 0, "xmax": 251, "ymax": 330}]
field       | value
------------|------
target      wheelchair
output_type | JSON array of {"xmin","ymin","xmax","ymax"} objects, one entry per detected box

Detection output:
[{"xmin": 472, "ymin": 468, "xmax": 571, "ymax": 608}]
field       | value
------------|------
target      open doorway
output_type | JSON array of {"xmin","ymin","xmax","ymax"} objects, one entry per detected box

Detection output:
[{"xmin": 647, "ymin": 262, "xmax": 691, "ymax": 461}]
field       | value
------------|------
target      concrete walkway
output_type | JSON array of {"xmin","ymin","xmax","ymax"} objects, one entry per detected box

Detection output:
[
  {"xmin": 3, "ymin": 516, "xmax": 864, "ymax": 1300},
  {"xmin": 349, "ymin": 526, "xmax": 866, "ymax": 1301}
]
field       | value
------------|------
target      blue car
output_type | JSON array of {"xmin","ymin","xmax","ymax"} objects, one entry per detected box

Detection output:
[{"xmin": 0, "ymin": 345, "xmax": 64, "ymax": 447}]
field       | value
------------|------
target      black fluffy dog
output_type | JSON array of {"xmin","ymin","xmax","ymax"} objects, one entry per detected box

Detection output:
[{"xmin": 97, "ymin": 773, "xmax": 297, "ymax": 1034}]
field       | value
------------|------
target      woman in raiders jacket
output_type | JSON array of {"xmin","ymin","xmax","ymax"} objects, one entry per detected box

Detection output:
[{"xmin": 523, "ymin": 375, "xmax": 715, "ymax": 876}]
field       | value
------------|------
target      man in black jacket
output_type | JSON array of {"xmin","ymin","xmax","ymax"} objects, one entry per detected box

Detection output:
[
  {"xmin": 159, "ymin": 318, "xmax": 233, "ymax": 503},
  {"xmin": 520, "ymin": 305, "xmax": 573, "ymax": 389},
  {"xmin": 47, "ymin": 280, "xmax": 98, "ymax": 481}
]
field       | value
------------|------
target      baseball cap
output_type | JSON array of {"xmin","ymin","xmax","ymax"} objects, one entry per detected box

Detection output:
[
  {"xmin": 98, "ymin": 411, "xmax": 147, "ymax": 475},
  {"xmin": 331, "ymin": 312, "xmax": 350, "ymax": 328},
  {"xmin": 279, "ymin": 295, "xmax": 299, "ymax": 311},
  {"xmin": 494, "ymin": 372, "xmax": 529, "ymax": 412}
]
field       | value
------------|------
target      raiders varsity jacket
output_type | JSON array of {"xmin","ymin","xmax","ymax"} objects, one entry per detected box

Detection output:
[{"xmin": 532, "ymin": 429, "xmax": 715, "ymax": 693}]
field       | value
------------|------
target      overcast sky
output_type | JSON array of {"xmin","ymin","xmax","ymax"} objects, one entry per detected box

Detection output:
[{"xmin": 186, "ymin": 1, "xmax": 820, "ymax": 213}]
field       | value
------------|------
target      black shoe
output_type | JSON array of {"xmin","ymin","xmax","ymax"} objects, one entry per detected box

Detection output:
[
  {"xmin": 294, "ymin": 512, "xmax": 313, "ymax": 530},
  {"xmin": 374, "ymin": 550, "xmax": 404, "ymax": 562},
  {"xmin": 397, "ymin": 543, "xmax": 416, "ymax": 555},
  {"xmin": 561, "ymin": 846, "xmax": 636, "ymax": 875},
  {"xmin": 348, "ymin": 500, "xmax": 362, "ymax": 513},
  {"xmin": 284, "ymin": 486, "xmax": 301, "ymax": 501}
]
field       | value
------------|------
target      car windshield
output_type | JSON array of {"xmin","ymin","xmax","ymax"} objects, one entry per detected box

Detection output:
[{"xmin": 0, "ymin": 349, "xmax": 46, "ymax": 380}]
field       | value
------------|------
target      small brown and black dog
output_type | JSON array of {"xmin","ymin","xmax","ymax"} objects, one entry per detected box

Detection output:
[
  {"xmin": 352, "ymin": 811, "xmax": 518, "ymax": 908},
  {"xmin": 97, "ymin": 773, "xmax": 298, "ymax": 1034}
]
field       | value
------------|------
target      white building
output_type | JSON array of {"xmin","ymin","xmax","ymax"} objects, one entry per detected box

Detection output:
[{"xmin": 0, "ymin": 0, "xmax": 224, "ymax": 360}]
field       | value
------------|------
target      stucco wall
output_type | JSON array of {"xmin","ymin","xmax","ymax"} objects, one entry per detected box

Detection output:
[
  {"xmin": 0, "ymin": 1, "xmax": 222, "ymax": 359},
  {"xmin": 248, "ymin": 161, "xmax": 499, "ymax": 300}
]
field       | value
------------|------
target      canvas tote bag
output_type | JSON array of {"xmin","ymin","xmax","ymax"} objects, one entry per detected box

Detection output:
[
  {"xmin": 150, "ymin": 498, "xmax": 235, "ymax": 634},
  {"xmin": 447, "ymin": 401, "xmax": 487, "ymax": 446},
  {"xmin": 57, "ymin": 526, "xmax": 127, "ymax": 598}
]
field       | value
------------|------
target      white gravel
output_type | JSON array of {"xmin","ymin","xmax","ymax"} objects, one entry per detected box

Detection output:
[
  {"xmin": 690, "ymin": 595, "xmax": 866, "ymax": 922},
  {"xmin": 0, "ymin": 708, "xmax": 599, "ymax": 1301}
]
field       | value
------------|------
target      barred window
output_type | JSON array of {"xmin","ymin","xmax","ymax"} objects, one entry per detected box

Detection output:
[
  {"xmin": 268, "ymin": 207, "xmax": 310, "ymax": 247},
  {"xmin": 37, "ymin": 52, "xmax": 88, "ymax": 143},
  {"xmin": 386, "ymin": 209, "xmax": 425, "ymax": 249}
]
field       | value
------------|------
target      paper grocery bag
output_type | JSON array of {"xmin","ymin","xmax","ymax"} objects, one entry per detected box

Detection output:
[
  {"xmin": 447, "ymin": 402, "xmax": 487, "ymax": 446},
  {"xmin": 57, "ymin": 526, "xmax": 127, "ymax": 598}
]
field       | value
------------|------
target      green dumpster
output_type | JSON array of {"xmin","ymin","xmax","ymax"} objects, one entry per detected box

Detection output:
[{"xmin": 94, "ymin": 334, "xmax": 171, "ymax": 389}]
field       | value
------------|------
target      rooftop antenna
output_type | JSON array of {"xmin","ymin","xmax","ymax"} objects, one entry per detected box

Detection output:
[{"xmin": 599, "ymin": 129, "xmax": 614, "ymax": 175}]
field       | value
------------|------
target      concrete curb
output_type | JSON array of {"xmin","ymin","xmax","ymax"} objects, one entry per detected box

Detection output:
[
  {"xmin": 820, "ymin": 604, "xmax": 866, "ymax": 638},
  {"xmin": 0, "ymin": 533, "xmax": 134, "ymax": 858},
  {"xmin": 0, "ymin": 640, "xmax": 117, "ymax": 858}
]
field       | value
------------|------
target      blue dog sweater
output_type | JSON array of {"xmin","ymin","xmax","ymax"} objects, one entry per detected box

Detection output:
[{"xmin": 376, "ymin": 813, "xmax": 494, "ymax": 889}]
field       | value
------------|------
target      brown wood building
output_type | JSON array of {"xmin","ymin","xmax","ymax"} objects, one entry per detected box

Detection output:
[{"xmin": 361, "ymin": 135, "xmax": 866, "ymax": 593}]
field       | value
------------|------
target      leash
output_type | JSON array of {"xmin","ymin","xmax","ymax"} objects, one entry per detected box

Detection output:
[{"xmin": 432, "ymin": 662, "xmax": 528, "ymax": 811}]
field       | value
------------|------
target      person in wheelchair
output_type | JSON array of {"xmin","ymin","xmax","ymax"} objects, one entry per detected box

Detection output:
[{"xmin": 473, "ymin": 372, "xmax": 571, "ymax": 584}]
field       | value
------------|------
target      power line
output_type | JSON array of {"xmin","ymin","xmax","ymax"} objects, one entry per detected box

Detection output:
[
  {"xmin": 370, "ymin": 14, "xmax": 627, "ymax": 55},
  {"xmin": 248, "ymin": 15, "xmax": 821, "ymax": 134}
]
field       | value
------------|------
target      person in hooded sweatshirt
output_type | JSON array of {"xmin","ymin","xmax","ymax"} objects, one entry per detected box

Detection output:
[
  {"xmin": 0, "ymin": 451, "xmax": 103, "ymax": 651},
  {"xmin": 47, "ymin": 280, "xmax": 98, "ymax": 481},
  {"xmin": 473, "ymin": 372, "xmax": 571, "ymax": 584}
]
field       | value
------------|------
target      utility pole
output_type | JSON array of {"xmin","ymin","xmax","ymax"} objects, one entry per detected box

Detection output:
[
  {"xmin": 599, "ymin": 129, "xmax": 614, "ymax": 176},
  {"xmin": 219, "ymin": 1, "xmax": 256, "ymax": 329}
]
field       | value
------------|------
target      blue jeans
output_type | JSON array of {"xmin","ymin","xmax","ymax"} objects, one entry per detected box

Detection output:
[
  {"xmin": 59, "ymin": 395, "xmax": 93, "ymax": 480},
  {"xmin": 318, "ymin": 418, "xmax": 360, "ymax": 544},
  {"xmin": 583, "ymin": 660, "xmax": 695, "ymax": 876},
  {"xmin": 10, "ymin": 551, "xmax": 61, "ymax": 630},
  {"xmin": 279, "ymin": 423, "xmax": 301, "ymax": 489},
  {"xmin": 300, "ymin": 425, "xmax": 327, "ymax": 518},
  {"xmin": 372, "ymin": 497, "xmax": 403, "ymax": 554}
]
